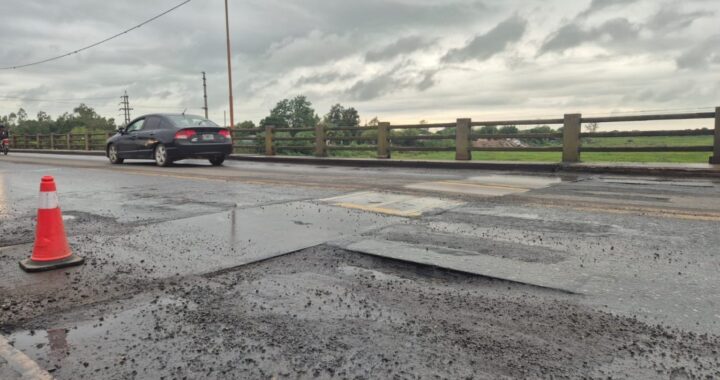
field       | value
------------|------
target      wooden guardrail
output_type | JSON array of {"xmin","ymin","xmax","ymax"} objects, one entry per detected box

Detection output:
[{"xmin": 10, "ymin": 107, "xmax": 720, "ymax": 164}]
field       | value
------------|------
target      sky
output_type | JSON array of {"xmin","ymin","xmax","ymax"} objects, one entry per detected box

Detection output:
[{"xmin": 0, "ymin": 0, "xmax": 718, "ymax": 129}]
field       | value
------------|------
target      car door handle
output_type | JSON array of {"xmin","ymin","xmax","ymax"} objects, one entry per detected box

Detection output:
[{"xmin": 130, "ymin": 135, "xmax": 137, "ymax": 140}]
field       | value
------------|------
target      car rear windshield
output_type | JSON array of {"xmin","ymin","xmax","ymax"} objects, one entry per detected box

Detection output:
[{"xmin": 167, "ymin": 115, "xmax": 221, "ymax": 129}]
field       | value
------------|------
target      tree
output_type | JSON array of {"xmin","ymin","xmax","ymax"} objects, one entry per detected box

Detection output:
[
  {"xmin": 523, "ymin": 125, "xmax": 558, "ymax": 146},
  {"xmin": 584, "ymin": 122, "xmax": 599, "ymax": 134},
  {"xmin": 235, "ymin": 120, "xmax": 256, "ymax": 129},
  {"xmin": 583, "ymin": 122, "xmax": 599, "ymax": 143},
  {"xmin": 17, "ymin": 108, "xmax": 28, "ymax": 123},
  {"xmin": 527, "ymin": 125, "xmax": 554, "ymax": 134},
  {"xmin": 37, "ymin": 111, "xmax": 52, "ymax": 122},
  {"xmin": 261, "ymin": 95, "xmax": 319, "ymax": 136},
  {"xmin": 499, "ymin": 125, "xmax": 518, "ymax": 134},
  {"xmin": 477, "ymin": 125, "xmax": 498, "ymax": 135},
  {"xmin": 324, "ymin": 104, "xmax": 361, "ymax": 144},
  {"xmin": 325, "ymin": 104, "xmax": 360, "ymax": 127},
  {"xmin": 1, "ymin": 104, "xmax": 115, "ymax": 135}
]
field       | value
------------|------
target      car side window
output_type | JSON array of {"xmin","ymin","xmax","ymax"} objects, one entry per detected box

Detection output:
[
  {"xmin": 126, "ymin": 119, "xmax": 145, "ymax": 133},
  {"xmin": 144, "ymin": 117, "xmax": 161, "ymax": 131},
  {"xmin": 159, "ymin": 119, "xmax": 174, "ymax": 130}
]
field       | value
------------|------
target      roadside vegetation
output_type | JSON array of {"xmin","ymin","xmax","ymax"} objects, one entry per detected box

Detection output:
[
  {"xmin": 1, "ymin": 105, "xmax": 116, "ymax": 135},
  {"xmin": 3, "ymin": 100, "xmax": 714, "ymax": 163}
]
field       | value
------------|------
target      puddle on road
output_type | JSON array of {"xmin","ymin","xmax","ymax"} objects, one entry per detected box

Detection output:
[{"xmin": 8, "ymin": 296, "xmax": 194, "ymax": 374}]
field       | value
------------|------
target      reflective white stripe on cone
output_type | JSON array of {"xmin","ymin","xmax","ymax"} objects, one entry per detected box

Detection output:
[{"xmin": 38, "ymin": 192, "xmax": 59, "ymax": 209}]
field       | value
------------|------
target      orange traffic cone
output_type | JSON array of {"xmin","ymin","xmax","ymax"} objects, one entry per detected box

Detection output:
[{"xmin": 19, "ymin": 176, "xmax": 84, "ymax": 272}]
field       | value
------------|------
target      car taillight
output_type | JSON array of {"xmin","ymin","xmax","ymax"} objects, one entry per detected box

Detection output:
[
  {"xmin": 174, "ymin": 129, "xmax": 196, "ymax": 140},
  {"xmin": 219, "ymin": 129, "xmax": 231, "ymax": 139}
]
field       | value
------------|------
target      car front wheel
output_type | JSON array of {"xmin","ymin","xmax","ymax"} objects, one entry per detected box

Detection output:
[
  {"xmin": 154, "ymin": 144, "xmax": 171, "ymax": 167},
  {"xmin": 209, "ymin": 156, "xmax": 225, "ymax": 166},
  {"xmin": 108, "ymin": 144, "xmax": 123, "ymax": 164}
]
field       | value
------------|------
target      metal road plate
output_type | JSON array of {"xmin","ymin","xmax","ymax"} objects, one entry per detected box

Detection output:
[
  {"xmin": 333, "ymin": 238, "xmax": 583, "ymax": 293},
  {"xmin": 320, "ymin": 191, "xmax": 463, "ymax": 217}
]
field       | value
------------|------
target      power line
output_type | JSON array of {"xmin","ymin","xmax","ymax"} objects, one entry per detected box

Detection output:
[
  {"xmin": 0, "ymin": 0, "xmax": 192, "ymax": 70},
  {"xmin": 0, "ymin": 95, "xmax": 118, "ymax": 103}
]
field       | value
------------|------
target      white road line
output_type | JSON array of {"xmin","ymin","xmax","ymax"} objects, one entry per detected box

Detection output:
[{"xmin": 0, "ymin": 334, "xmax": 53, "ymax": 380}]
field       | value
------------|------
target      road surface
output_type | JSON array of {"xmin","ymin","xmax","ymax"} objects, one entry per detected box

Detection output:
[{"xmin": 1, "ymin": 153, "xmax": 719, "ymax": 379}]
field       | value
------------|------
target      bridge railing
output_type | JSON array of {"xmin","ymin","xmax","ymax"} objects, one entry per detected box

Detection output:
[{"xmin": 10, "ymin": 107, "xmax": 720, "ymax": 164}]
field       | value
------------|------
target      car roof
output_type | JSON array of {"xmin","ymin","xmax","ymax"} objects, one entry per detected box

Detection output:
[{"xmin": 143, "ymin": 113, "xmax": 206, "ymax": 118}]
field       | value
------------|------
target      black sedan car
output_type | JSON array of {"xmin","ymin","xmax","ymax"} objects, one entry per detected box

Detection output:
[{"xmin": 106, "ymin": 114, "xmax": 232, "ymax": 166}]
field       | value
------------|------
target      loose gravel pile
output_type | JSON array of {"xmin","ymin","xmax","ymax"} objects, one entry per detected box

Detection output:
[{"xmin": 6, "ymin": 245, "xmax": 717, "ymax": 379}]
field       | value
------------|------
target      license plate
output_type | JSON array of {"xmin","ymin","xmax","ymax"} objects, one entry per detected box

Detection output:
[{"xmin": 202, "ymin": 134, "xmax": 215, "ymax": 141}]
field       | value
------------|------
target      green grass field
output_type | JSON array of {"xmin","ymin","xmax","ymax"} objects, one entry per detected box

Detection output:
[{"xmin": 323, "ymin": 136, "xmax": 714, "ymax": 163}]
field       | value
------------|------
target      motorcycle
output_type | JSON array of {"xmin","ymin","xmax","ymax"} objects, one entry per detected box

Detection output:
[{"xmin": 1, "ymin": 138, "xmax": 8, "ymax": 155}]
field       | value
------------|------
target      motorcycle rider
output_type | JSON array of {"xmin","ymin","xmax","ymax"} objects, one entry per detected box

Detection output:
[{"xmin": 0, "ymin": 124, "xmax": 8, "ymax": 153}]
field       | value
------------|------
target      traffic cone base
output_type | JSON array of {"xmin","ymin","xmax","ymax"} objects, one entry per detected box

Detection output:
[{"xmin": 19, "ymin": 254, "xmax": 85, "ymax": 273}]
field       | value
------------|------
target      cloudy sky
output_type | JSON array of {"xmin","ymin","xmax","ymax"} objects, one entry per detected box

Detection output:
[{"xmin": 0, "ymin": 0, "xmax": 718, "ymax": 128}]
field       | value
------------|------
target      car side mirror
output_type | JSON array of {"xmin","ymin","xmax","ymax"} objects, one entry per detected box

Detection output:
[{"xmin": 117, "ymin": 127, "xmax": 126, "ymax": 135}]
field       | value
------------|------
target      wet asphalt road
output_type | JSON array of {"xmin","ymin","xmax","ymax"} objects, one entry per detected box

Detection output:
[{"xmin": 1, "ymin": 153, "xmax": 720, "ymax": 379}]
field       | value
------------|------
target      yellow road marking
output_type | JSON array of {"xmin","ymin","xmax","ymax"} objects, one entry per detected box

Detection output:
[
  {"xmin": 436, "ymin": 181, "xmax": 530, "ymax": 191},
  {"xmin": 333, "ymin": 202, "xmax": 421, "ymax": 217}
]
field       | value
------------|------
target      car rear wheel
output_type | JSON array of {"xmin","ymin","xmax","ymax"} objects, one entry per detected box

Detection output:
[
  {"xmin": 209, "ymin": 156, "xmax": 225, "ymax": 166},
  {"xmin": 108, "ymin": 144, "xmax": 123, "ymax": 164},
  {"xmin": 154, "ymin": 144, "xmax": 171, "ymax": 167}
]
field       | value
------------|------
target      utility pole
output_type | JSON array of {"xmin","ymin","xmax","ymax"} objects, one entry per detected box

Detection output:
[
  {"xmin": 118, "ymin": 91, "xmax": 132, "ymax": 126},
  {"xmin": 224, "ymin": 0, "xmax": 235, "ymax": 128},
  {"xmin": 202, "ymin": 71, "xmax": 208, "ymax": 119}
]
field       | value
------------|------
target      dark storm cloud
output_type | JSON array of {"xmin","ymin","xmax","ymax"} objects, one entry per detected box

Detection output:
[
  {"xmin": 344, "ymin": 63, "xmax": 435, "ymax": 101},
  {"xmin": 230, "ymin": 0, "xmax": 488, "ymax": 56},
  {"xmin": 346, "ymin": 73, "xmax": 400, "ymax": 101},
  {"xmin": 416, "ymin": 71, "xmax": 437, "ymax": 92},
  {"xmin": 538, "ymin": 18, "xmax": 641, "ymax": 55},
  {"xmin": 676, "ymin": 35, "xmax": 720, "ymax": 69},
  {"xmin": 442, "ymin": 16, "xmax": 527, "ymax": 63},
  {"xmin": 365, "ymin": 36, "xmax": 433, "ymax": 62},
  {"xmin": 577, "ymin": 0, "xmax": 637, "ymax": 19},
  {"xmin": 296, "ymin": 72, "xmax": 355, "ymax": 86},
  {"xmin": 1, "ymin": 0, "xmax": 718, "ymax": 124},
  {"xmin": 646, "ymin": 8, "xmax": 714, "ymax": 32}
]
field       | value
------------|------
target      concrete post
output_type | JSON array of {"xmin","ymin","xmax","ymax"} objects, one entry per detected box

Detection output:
[
  {"xmin": 710, "ymin": 107, "xmax": 720, "ymax": 164},
  {"xmin": 264, "ymin": 126, "xmax": 275, "ymax": 156},
  {"xmin": 562, "ymin": 113, "xmax": 582, "ymax": 163},
  {"xmin": 377, "ymin": 122, "xmax": 390, "ymax": 159},
  {"xmin": 36, "ymin": 134, "xmax": 41, "ymax": 149},
  {"xmin": 84, "ymin": 133, "xmax": 91, "ymax": 150},
  {"xmin": 455, "ymin": 118, "xmax": 472, "ymax": 161},
  {"xmin": 50, "ymin": 134, "xmax": 55, "ymax": 150},
  {"xmin": 66, "ymin": 134, "xmax": 71, "ymax": 149},
  {"xmin": 12, "ymin": 136, "xmax": 17, "ymax": 148},
  {"xmin": 314, "ymin": 123, "xmax": 327, "ymax": 157}
]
